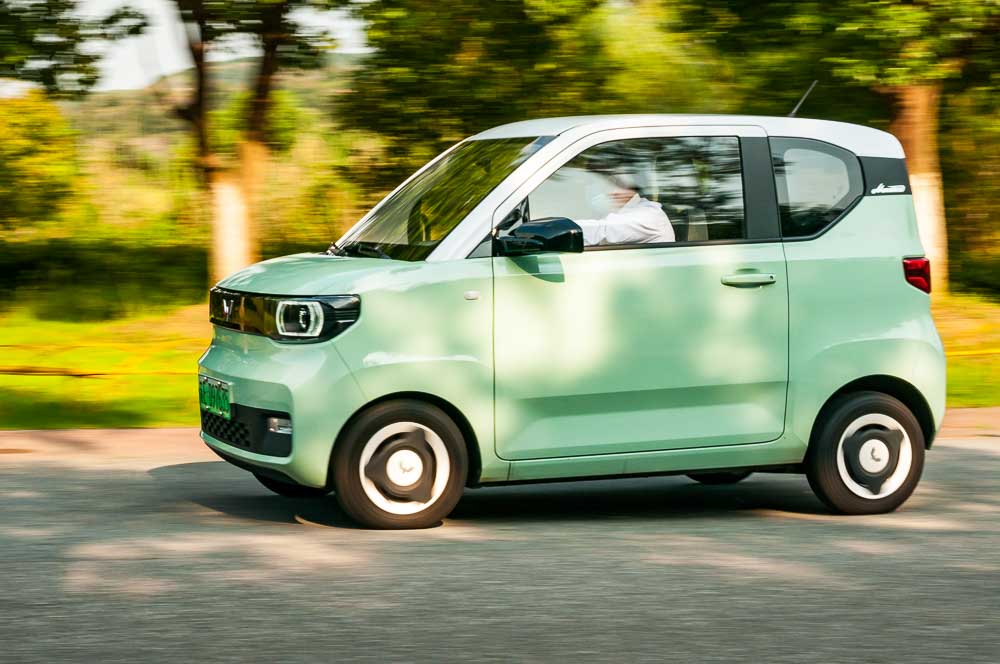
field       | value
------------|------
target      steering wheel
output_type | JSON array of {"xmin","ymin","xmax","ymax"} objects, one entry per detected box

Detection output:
[{"xmin": 407, "ymin": 199, "xmax": 432, "ymax": 242}]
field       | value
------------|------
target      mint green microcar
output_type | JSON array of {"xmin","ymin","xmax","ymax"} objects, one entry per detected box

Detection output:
[{"xmin": 198, "ymin": 115, "xmax": 945, "ymax": 529}]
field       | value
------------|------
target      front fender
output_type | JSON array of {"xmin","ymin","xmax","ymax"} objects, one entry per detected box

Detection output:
[{"xmin": 331, "ymin": 258, "xmax": 508, "ymax": 482}]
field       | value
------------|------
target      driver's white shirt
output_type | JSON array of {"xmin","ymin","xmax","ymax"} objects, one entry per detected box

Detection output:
[{"xmin": 575, "ymin": 194, "xmax": 675, "ymax": 246}]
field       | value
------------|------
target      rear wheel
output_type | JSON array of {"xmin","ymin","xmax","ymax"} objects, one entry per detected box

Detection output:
[
  {"xmin": 331, "ymin": 400, "xmax": 468, "ymax": 529},
  {"xmin": 687, "ymin": 471, "xmax": 752, "ymax": 485},
  {"xmin": 806, "ymin": 391, "xmax": 925, "ymax": 514},
  {"xmin": 253, "ymin": 473, "xmax": 330, "ymax": 498}
]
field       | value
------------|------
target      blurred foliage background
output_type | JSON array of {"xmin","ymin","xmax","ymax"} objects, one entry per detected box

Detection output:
[{"xmin": 0, "ymin": 0, "xmax": 997, "ymax": 427}]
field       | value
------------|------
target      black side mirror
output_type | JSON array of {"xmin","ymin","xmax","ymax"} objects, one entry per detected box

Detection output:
[{"xmin": 496, "ymin": 217, "xmax": 584, "ymax": 256}]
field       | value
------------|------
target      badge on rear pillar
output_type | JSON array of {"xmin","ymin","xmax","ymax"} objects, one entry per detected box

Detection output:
[{"xmin": 870, "ymin": 183, "xmax": 906, "ymax": 195}]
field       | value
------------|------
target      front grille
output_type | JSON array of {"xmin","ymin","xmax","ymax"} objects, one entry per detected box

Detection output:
[
  {"xmin": 201, "ymin": 404, "xmax": 292, "ymax": 457},
  {"xmin": 201, "ymin": 411, "xmax": 252, "ymax": 449}
]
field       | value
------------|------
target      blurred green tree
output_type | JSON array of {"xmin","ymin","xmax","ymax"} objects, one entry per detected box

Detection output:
[
  {"xmin": 674, "ymin": 0, "xmax": 1000, "ymax": 293},
  {"xmin": 939, "ymin": 84, "xmax": 1000, "ymax": 294},
  {"xmin": 341, "ymin": 0, "xmax": 608, "ymax": 190},
  {"xmin": 166, "ymin": 0, "xmax": 346, "ymax": 280},
  {"xmin": 0, "ymin": 90, "xmax": 77, "ymax": 229},
  {"xmin": 0, "ymin": 0, "xmax": 147, "ymax": 237},
  {"xmin": 210, "ymin": 88, "xmax": 303, "ymax": 157},
  {"xmin": 0, "ymin": 0, "xmax": 145, "ymax": 96}
]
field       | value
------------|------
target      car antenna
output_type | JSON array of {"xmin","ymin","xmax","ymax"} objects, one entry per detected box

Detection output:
[{"xmin": 788, "ymin": 80, "xmax": 818, "ymax": 118}]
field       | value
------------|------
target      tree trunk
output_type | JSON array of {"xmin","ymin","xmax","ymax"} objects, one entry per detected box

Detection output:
[
  {"xmin": 210, "ymin": 4, "xmax": 282, "ymax": 283},
  {"xmin": 209, "ymin": 171, "xmax": 255, "ymax": 282},
  {"xmin": 175, "ymin": 0, "xmax": 285, "ymax": 283},
  {"xmin": 175, "ymin": 1, "xmax": 255, "ymax": 283},
  {"xmin": 887, "ymin": 84, "xmax": 949, "ymax": 294},
  {"xmin": 237, "ymin": 139, "xmax": 268, "ymax": 265}
]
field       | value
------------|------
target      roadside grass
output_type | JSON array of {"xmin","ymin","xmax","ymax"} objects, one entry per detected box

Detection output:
[
  {"xmin": 932, "ymin": 293, "xmax": 1000, "ymax": 408},
  {"xmin": 0, "ymin": 305, "xmax": 209, "ymax": 429},
  {"xmin": 0, "ymin": 293, "xmax": 996, "ymax": 429}
]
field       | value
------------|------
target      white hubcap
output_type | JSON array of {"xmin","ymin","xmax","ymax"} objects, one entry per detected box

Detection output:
[
  {"xmin": 858, "ymin": 439, "xmax": 890, "ymax": 473},
  {"xmin": 836, "ymin": 413, "xmax": 912, "ymax": 500},
  {"xmin": 358, "ymin": 422, "xmax": 450, "ymax": 516},
  {"xmin": 385, "ymin": 449, "xmax": 424, "ymax": 487}
]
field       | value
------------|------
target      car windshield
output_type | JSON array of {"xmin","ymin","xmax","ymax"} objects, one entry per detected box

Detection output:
[{"xmin": 335, "ymin": 137, "xmax": 552, "ymax": 261}]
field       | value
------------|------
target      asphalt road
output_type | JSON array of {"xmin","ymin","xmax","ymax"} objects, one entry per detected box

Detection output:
[{"xmin": 2, "ymin": 423, "xmax": 999, "ymax": 663}]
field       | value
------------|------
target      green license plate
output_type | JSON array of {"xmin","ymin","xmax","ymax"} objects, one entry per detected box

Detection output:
[{"xmin": 199, "ymin": 375, "xmax": 232, "ymax": 420}]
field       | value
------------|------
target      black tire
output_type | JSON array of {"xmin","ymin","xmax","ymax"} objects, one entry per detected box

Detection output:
[
  {"xmin": 254, "ymin": 472, "xmax": 331, "ymax": 498},
  {"xmin": 331, "ymin": 399, "xmax": 468, "ymax": 529},
  {"xmin": 806, "ymin": 391, "xmax": 925, "ymax": 515},
  {"xmin": 687, "ymin": 471, "xmax": 752, "ymax": 485}
]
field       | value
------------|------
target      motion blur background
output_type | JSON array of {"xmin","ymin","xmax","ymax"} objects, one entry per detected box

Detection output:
[{"xmin": 1, "ymin": 0, "xmax": 998, "ymax": 429}]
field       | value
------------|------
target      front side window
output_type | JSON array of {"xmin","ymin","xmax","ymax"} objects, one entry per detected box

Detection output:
[
  {"xmin": 771, "ymin": 137, "xmax": 863, "ymax": 238},
  {"xmin": 338, "ymin": 137, "xmax": 550, "ymax": 261},
  {"xmin": 517, "ymin": 136, "xmax": 745, "ymax": 248}
]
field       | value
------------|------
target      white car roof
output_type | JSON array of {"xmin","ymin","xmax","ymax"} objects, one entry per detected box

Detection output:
[{"xmin": 472, "ymin": 114, "xmax": 904, "ymax": 159}]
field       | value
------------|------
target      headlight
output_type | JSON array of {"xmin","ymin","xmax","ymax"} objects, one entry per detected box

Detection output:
[
  {"xmin": 210, "ymin": 289, "xmax": 360, "ymax": 343},
  {"xmin": 275, "ymin": 300, "xmax": 324, "ymax": 337}
]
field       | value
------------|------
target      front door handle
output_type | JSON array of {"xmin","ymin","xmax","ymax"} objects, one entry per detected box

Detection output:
[{"xmin": 721, "ymin": 272, "xmax": 776, "ymax": 287}]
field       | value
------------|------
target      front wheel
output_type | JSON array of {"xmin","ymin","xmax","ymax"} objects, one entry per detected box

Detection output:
[
  {"xmin": 806, "ymin": 391, "xmax": 925, "ymax": 515},
  {"xmin": 331, "ymin": 400, "xmax": 468, "ymax": 529}
]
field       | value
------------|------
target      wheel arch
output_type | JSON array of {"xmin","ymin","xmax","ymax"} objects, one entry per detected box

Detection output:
[
  {"xmin": 818, "ymin": 375, "xmax": 937, "ymax": 449},
  {"xmin": 333, "ymin": 391, "xmax": 483, "ymax": 487}
]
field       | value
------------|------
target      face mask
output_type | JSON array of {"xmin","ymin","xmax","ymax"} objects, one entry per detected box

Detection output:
[{"xmin": 589, "ymin": 192, "xmax": 613, "ymax": 218}]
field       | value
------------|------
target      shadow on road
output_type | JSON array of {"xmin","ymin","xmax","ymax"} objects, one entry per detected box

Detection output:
[
  {"xmin": 148, "ymin": 462, "xmax": 360, "ymax": 528},
  {"xmin": 451, "ymin": 475, "xmax": 829, "ymax": 523},
  {"xmin": 150, "ymin": 461, "xmax": 830, "ymax": 528}
]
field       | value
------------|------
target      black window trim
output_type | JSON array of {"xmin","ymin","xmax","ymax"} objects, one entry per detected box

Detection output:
[
  {"xmin": 770, "ymin": 135, "xmax": 866, "ymax": 243},
  {"xmin": 582, "ymin": 236, "xmax": 783, "ymax": 252},
  {"xmin": 859, "ymin": 156, "xmax": 911, "ymax": 196}
]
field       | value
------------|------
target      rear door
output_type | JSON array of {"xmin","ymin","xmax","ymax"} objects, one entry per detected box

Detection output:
[{"xmin": 492, "ymin": 126, "xmax": 789, "ymax": 461}]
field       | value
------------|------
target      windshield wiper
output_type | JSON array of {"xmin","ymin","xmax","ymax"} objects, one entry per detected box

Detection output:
[
  {"xmin": 340, "ymin": 242, "xmax": 392, "ymax": 260},
  {"xmin": 325, "ymin": 241, "xmax": 343, "ymax": 256}
]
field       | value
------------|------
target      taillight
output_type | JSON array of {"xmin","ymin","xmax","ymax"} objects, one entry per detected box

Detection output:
[{"xmin": 903, "ymin": 257, "xmax": 931, "ymax": 294}]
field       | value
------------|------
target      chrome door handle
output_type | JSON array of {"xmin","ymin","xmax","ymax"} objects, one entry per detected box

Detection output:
[{"xmin": 721, "ymin": 272, "xmax": 776, "ymax": 287}]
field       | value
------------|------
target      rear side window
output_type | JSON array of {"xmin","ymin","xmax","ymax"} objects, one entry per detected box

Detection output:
[{"xmin": 771, "ymin": 138, "xmax": 863, "ymax": 238}]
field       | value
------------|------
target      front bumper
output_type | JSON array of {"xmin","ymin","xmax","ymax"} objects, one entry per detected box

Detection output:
[{"xmin": 198, "ymin": 326, "xmax": 366, "ymax": 488}]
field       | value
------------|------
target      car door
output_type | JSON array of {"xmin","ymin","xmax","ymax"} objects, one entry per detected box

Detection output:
[{"xmin": 492, "ymin": 126, "xmax": 788, "ymax": 461}]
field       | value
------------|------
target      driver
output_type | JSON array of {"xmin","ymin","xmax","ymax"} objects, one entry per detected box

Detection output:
[{"xmin": 574, "ymin": 172, "xmax": 674, "ymax": 246}]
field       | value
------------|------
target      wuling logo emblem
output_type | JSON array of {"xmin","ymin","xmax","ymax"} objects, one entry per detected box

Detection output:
[
  {"xmin": 870, "ymin": 183, "xmax": 906, "ymax": 195},
  {"xmin": 221, "ymin": 298, "xmax": 235, "ymax": 321}
]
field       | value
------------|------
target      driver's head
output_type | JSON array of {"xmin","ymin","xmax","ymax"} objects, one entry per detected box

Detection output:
[{"xmin": 607, "ymin": 172, "xmax": 640, "ymax": 210}]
